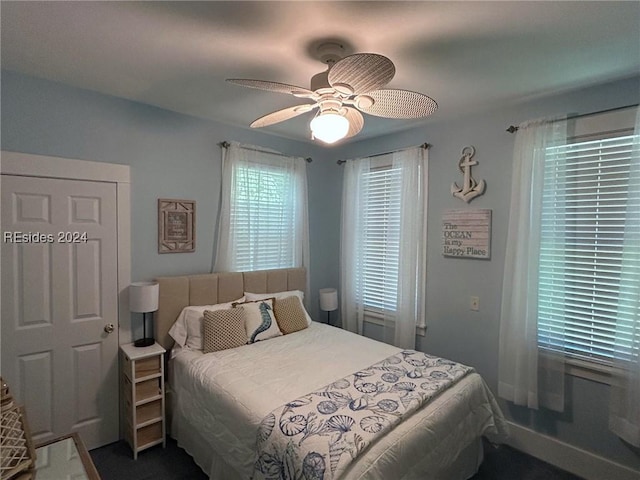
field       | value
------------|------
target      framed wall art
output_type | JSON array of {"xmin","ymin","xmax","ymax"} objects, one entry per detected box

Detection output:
[
  {"xmin": 442, "ymin": 209, "xmax": 491, "ymax": 259},
  {"xmin": 158, "ymin": 199, "xmax": 195, "ymax": 253}
]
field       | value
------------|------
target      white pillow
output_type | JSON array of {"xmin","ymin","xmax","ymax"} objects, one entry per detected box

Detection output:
[
  {"xmin": 168, "ymin": 297, "xmax": 245, "ymax": 350},
  {"xmin": 233, "ymin": 298, "xmax": 282, "ymax": 343},
  {"xmin": 244, "ymin": 290, "xmax": 312, "ymax": 325}
]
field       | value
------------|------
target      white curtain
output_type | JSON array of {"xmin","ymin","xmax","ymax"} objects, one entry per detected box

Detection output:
[
  {"xmin": 498, "ymin": 117, "xmax": 567, "ymax": 412},
  {"xmin": 215, "ymin": 141, "xmax": 310, "ymax": 276},
  {"xmin": 340, "ymin": 146, "xmax": 427, "ymax": 349},
  {"xmin": 340, "ymin": 156, "xmax": 369, "ymax": 337},
  {"xmin": 609, "ymin": 109, "xmax": 640, "ymax": 447},
  {"xmin": 388, "ymin": 148, "xmax": 428, "ymax": 348}
]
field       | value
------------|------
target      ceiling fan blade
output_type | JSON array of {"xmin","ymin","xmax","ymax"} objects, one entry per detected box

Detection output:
[
  {"xmin": 227, "ymin": 79, "xmax": 315, "ymax": 98},
  {"xmin": 328, "ymin": 53, "xmax": 395, "ymax": 95},
  {"xmin": 343, "ymin": 107, "xmax": 364, "ymax": 139},
  {"xmin": 357, "ymin": 89, "xmax": 438, "ymax": 118},
  {"xmin": 250, "ymin": 104, "xmax": 316, "ymax": 128}
]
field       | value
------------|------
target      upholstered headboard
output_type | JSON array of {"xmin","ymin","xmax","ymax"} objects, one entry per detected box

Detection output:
[{"xmin": 155, "ymin": 267, "xmax": 307, "ymax": 350}]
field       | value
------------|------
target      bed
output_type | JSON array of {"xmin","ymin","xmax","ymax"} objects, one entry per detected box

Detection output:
[{"xmin": 155, "ymin": 267, "xmax": 507, "ymax": 480}]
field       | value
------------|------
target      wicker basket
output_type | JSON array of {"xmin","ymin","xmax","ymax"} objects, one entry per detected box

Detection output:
[{"xmin": 0, "ymin": 378, "xmax": 35, "ymax": 480}]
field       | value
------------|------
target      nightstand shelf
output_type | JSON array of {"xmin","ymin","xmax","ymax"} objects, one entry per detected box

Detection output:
[
  {"xmin": 135, "ymin": 394, "xmax": 163, "ymax": 406},
  {"xmin": 120, "ymin": 342, "xmax": 166, "ymax": 459}
]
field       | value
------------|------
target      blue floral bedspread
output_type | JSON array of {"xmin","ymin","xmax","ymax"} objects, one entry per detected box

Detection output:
[{"xmin": 252, "ymin": 350, "xmax": 473, "ymax": 480}]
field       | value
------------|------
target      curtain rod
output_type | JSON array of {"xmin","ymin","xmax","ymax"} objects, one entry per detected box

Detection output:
[
  {"xmin": 219, "ymin": 141, "xmax": 312, "ymax": 163},
  {"xmin": 336, "ymin": 143, "xmax": 431, "ymax": 165},
  {"xmin": 506, "ymin": 104, "xmax": 639, "ymax": 133}
]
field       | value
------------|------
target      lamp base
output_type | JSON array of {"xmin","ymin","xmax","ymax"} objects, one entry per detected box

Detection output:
[{"xmin": 134, "ymin": 337, "xmax": 155, "ymax": 348}]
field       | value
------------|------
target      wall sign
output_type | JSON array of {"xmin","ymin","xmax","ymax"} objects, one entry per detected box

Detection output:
[
  {"xmin": 158, "ymin": 199, "xmax": 195, "ymax": 253},
  {"xmin": 442, "ymin": 209, "xmax": 491, "ymax": 259}
]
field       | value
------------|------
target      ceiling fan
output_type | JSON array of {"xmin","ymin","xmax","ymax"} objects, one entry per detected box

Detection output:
[{"xmin": 227, "ymin": 43, "xmax": 438, "ymax": 144}]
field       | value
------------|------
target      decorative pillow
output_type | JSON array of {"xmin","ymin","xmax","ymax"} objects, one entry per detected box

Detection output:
[
  {"xmin": 273, "ymin": 295, "xmax": 308, "ymax": 334},
  {"xmin": 168, "ymin": 296, "xmax": 245, "ymax": 350},
  {"xmin": 233, "ymin": 298, "xmax": 282, "ymax": 343},
  {"xmin": 244, "ymin": 290, "xmax": 312, "ymax": 325},
  {"xmin": 202, "ymin": 308, "xmax": 247, "ymax": 353}
]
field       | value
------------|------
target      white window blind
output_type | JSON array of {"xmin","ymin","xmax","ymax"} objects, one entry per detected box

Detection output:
[
  {"xmin": 538, "ymin": 133, "xmax": 640, "ymax": 364},
  {"xmin": 231, "ymin": 163, "xmax": 296, "ymax": 271},
  {"xmin": 359, "ymin": 166, "xmax": 402, "ymax": 312}
]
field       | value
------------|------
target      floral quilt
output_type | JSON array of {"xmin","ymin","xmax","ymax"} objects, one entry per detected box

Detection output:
[{"xmin": 252, "ymin": 350, "xmax": 473, "ymax": 480}]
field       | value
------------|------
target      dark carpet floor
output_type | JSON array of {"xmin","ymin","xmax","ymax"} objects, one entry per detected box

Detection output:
[
  {"xmin": 472, "ymin": 441, "xmax": 584, "ymax": 480},
  {"xmin": 90, "ymin": 437, "xmax": 585, "ymax": 480}
]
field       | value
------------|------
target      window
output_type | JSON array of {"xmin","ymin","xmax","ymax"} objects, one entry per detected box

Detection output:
[
  {"xmin": 232, "ymin": 163, "xmax": 298, "ymax": 271},
  {"xmin": 359, "ymin": 166, "xmax": 402, "ymax": 312},
  {"xmin": 341, "ymin": 146, "xmax": 427, "ymax": 348},
  {"xmin": 537, "ymin": 132, "xmax": 640, "ymax": 366},
  {"xmin": 215, "ymin": 143, "xmax": 309, "ymax": 273}
]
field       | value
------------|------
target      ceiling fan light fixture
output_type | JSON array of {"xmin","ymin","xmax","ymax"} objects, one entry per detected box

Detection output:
[
  {"xmin": 229, "ymin": 51, "xmax": 437, "ymax": 145},
  {"xmin": 310, "ymin": 111, "xmax": 350, "ymax": 144}
]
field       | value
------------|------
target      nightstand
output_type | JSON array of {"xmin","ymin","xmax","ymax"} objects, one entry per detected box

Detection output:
[{"xmin": 120, "ymin": 342, "xmax": 166, "ymax": 459}]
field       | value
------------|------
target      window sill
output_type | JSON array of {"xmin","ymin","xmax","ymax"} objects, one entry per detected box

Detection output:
[
  {"xmin": 539, "ymin": 346, "xmax": 620, "ymax": 386},
  {"xmin": 564, "ymin": 357, "xmax": 616, "ymax": 386},
  {"xmin": 363, "ymin": 313, "xmax": 426, "ymax": 337}
]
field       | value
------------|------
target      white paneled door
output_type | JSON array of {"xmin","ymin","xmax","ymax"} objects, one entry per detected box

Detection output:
[{"xmin": 1, "ymin": 174, "xmax": 119, "ymax": 449}]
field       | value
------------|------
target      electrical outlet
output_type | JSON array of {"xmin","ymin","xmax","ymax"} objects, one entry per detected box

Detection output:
[{"xmin": 470, "ymin": 296, "xmax": 480, "ymax": 311}]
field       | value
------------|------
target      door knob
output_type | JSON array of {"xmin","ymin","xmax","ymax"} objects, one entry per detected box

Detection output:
[{"xmin": 104, "ymin": 323, "xmax": 115, "ymax": 334}]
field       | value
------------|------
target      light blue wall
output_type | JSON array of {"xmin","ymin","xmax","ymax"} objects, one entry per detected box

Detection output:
[
  {"xmin": 1, "ymin": 70, "xmax": 342, "ymax": 328},
  {"xmin": 3, "ymin": 69, "xmax": 639, "ymax": 470},
  {"xmin": 339, "ymin": 75, "xmax": 640, "ymax": 471}
]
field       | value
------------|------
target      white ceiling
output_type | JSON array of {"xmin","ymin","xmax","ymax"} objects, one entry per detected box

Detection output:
[{"xmin": 2, "ymin": 1, "xmax": 639, "ymax": 145}]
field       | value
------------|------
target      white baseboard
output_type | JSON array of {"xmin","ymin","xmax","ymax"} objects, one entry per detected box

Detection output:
[{"xmin": 504, "ymin": 421, "xmax": 640, "ymax": 480}]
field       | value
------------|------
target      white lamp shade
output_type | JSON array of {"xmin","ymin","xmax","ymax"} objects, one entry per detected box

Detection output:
[
  {"xmin": 319, "ymin": 288, "xmax": 338, "ymax": 312},
  {"xmin": 310, "ymin": 112, "xmax": 349, "ymax": 144},
  {"xmin": 129, "ymin": 282, "xmax": 159, "ymax": 313}
]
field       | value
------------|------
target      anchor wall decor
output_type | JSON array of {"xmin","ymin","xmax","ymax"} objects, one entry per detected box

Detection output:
[{"xmin": 451, "ymin": 146, "xmax": 485, "ymax": 203}]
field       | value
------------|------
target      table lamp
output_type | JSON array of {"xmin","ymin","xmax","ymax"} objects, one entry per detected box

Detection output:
[
  {"xmin": 319, "ymin": 288, "xmax": 338, "ymax": 326},
  {"xmin": 129, "ymin": 282, "xmax": 159, "ymax": 347}
]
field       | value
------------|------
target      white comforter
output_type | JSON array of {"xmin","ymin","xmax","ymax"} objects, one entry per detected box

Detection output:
[{"xmin": 171, "ymin": 322, "xmax": 507, "ymax": 480}]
